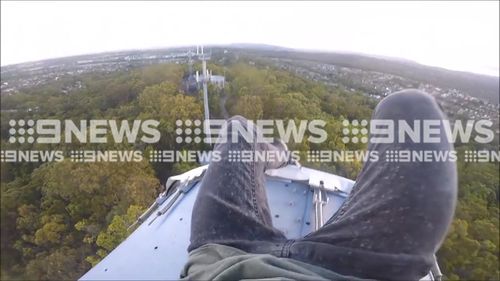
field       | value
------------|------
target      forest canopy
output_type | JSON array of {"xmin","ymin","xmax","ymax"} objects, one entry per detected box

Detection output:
[{"xmin": 1, "ymin": 61, "xmax": 498, "ymax": 280}]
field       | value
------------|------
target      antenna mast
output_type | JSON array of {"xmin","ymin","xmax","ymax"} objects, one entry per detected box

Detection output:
[{"xmin": 200, "ymin": 46, "xmax": 211, "ymax": 144}]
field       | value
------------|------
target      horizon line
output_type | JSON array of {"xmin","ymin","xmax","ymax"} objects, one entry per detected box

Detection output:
[{"xmin": 1, "ymin": 42, "xmax": 499, "ymax": 78}]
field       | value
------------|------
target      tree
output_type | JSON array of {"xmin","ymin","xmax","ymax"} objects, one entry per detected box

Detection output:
[{"xmin": 232, "ymin": 95, "xmax": 263, "ymax": 120}]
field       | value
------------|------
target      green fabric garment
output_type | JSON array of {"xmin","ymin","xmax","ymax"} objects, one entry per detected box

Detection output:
[{"xmin": 180, "ymin": 243, "xmax": 374, "ymax": 281}]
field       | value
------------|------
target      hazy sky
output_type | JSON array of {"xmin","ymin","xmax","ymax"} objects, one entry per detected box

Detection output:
[{"xmin": 1, "ymin": 1, "xmax": 499, "ymax": 76}]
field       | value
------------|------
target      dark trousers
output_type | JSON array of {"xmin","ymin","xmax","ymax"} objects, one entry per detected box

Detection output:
[{"xmin": 189, "ymin": 90, "xmax": 457, "ymax": 280}]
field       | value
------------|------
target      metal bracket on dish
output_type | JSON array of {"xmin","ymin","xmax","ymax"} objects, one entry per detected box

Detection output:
[
  {"xmin": 147, "ymin": 176, "xmax": 198, "ymax": 226},
  {"xmin": 164, "ymin": 165, "xmax": 208, "ymax": 195},
  {"xmin": 310, "ymin": 179, "xmax": 329, "ymax": 231},
  {"xmin": 128, "ymin": 166, "xmax": 207, "ymax": 229},
  {"xmin": 127, "ymin": 191, "xmax": 171, "ymax": 231},
  {"xmin": 430, "ymin": 255, "xmax": 443, "ymax": 281}
]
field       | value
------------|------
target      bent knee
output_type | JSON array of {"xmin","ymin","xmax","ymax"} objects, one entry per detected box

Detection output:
[
  {"xmin": 374, "ymin": 89, "xmax": 442, "ymax": 119},
  {"xmin": 225, "ymin": 115, "xmax": 253, "ymax": 132},
  {"xmin": 380, "ymin": 89, "xmax": 436, "ymax": 108},
  {"xmin": 228, "ymin": 115, "xmax": 248, "ymax": 124}
]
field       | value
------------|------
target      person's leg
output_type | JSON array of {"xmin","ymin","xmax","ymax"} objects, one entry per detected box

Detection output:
[
  {"xmin": 189, "ymin": 116, "xmax": 287, "ymax": 253},
  {"xmin": 287, "ymin": 90, "xmax": 457, "ymax": 280}
]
